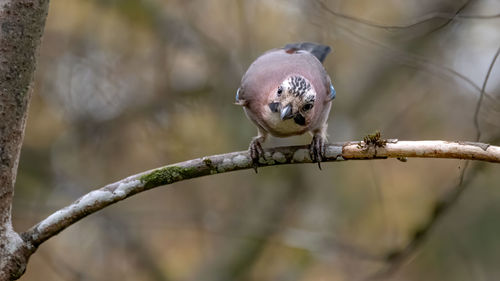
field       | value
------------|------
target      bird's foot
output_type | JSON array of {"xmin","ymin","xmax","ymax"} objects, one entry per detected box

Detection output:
[
  {"xmin": 310, "ymin": 135, "xmax": 326, "ymax": 170},
  {"xmin": 249, "ymin": 138, "xmax": 265, "ymax": 173}
]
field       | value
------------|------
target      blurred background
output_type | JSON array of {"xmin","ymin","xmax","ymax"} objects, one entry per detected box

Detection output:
[{"xmin": 12, "ymin": 0, "xmax": 500, "ymax": 280}]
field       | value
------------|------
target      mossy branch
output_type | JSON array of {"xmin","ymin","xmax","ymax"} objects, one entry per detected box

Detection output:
[{"xmin": 21, "ymin": 139, "xmax": 500, "ymax": 250}]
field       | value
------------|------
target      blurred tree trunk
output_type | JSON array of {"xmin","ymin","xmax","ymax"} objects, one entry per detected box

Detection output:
[{"xmin": 0, "ymin": 0, "xmax": 50, "ymax": 280}]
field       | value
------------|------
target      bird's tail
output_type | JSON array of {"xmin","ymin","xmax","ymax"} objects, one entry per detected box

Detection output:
[{"xmin": 283, "ymin": 42, "xmax": 332, "ymax": 63}]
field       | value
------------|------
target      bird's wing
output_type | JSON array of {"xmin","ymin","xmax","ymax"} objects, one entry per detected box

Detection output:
[
  {"xmin": 234, "ymin": 87, "xmax": 247, "ymax": 106},
  {"xmin": 327, "ymin": 77, "xmax": 336, "ymax": 101}
]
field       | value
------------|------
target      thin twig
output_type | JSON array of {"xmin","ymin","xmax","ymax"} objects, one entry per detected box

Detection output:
[
  {"xmin": 316, "ymin": 0, "xmax": 499, "ymax": 30},
  {"xmin": 328, "ymin": 19, "xmax": 487, "ymax": 97},
  {"xmin": 474, "ymin": 47, "xmax": 500, "ymax": 141},
  {"xmin": 423, "ymin": 0, "xmax": 470, "ymax": 36}
]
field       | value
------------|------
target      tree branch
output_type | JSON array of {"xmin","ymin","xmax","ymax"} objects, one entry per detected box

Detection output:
[{"xmin": 21, "ymin": 140, "xmax": 500, "ymax": 250}]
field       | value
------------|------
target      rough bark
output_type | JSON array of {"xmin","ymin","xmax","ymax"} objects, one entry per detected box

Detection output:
[{"xmin": 0, "ymin": 0, "xmax": 50, "ymax": 280}]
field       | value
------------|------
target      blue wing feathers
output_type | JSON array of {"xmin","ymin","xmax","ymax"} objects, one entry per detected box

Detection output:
[
  {"xmin": 329, "ymin": 82, "xmax": 336, "ymax": 100},
  {"xmin": 235, "ymin": 88, "xmax": 241, "ymax": 102},
  {"xmin": 235, "ymin": 87, "xmax": 247, "ymax": 106}
]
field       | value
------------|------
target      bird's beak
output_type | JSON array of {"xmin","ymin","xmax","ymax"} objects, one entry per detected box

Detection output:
[{"xmin": 280, "ymin": 104, "xmax": 294, "ymax": 120}]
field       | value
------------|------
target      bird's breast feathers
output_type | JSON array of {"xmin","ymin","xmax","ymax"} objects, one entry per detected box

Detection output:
[{"xmin": 259, "ymin": 105, "xmax": 308, "ymax": 137}]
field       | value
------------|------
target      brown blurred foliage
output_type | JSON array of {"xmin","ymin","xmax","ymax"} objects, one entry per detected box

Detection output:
[{"xmin": 12, "ymin": 0, "xmax": 500, "ymax": 280}]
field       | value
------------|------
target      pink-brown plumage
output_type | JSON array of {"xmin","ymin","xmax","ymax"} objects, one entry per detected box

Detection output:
[{"xmin": 236, "ymin": 43, "xmax": 335, "ymax": 169}]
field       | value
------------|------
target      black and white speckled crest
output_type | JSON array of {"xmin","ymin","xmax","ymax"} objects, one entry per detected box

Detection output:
[
  {"xmin": 289, "ymin": 76, "xmax": 311, "ymax": 97},
  {"xmin": 305, "ymin": 94, "xmax": 315, "ymax": 103}
]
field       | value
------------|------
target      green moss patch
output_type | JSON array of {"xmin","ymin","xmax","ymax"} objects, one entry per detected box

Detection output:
[{"xmin": 140, "ymin": 166, "xmax": 200, "ymax": 188}]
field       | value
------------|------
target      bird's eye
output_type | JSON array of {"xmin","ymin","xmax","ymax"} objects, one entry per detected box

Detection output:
[
  {"xmin": 277, "ymin": 86, "xmax": 283, "ymax": 96},
  {"xmin": 302, "ymin": 103, "xmax": 313, "ymax": 111}
]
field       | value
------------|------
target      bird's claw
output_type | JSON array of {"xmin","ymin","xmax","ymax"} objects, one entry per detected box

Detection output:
[
  {"xmin": 249, "ymin": 138, "xmax": 264, "ymax": 173},
  {"xmin": 310, "ymin": 135, "xmax": 326, "ymax": 170}
]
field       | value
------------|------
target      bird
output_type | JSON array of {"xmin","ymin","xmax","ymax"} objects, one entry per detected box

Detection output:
[{"xmin": 235, "ymin": 42, "xmax": 336, "ymax": 170}]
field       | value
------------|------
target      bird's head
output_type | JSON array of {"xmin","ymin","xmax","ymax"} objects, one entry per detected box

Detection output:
[{"xmin": 268, "ymin": 75, "xmax": 316, "ymax": 126}]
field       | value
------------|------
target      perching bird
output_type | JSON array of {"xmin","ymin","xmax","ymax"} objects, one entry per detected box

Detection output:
[{"xmin": 235, "ymin": 42, "xmax": 336, "ymax": 169}]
